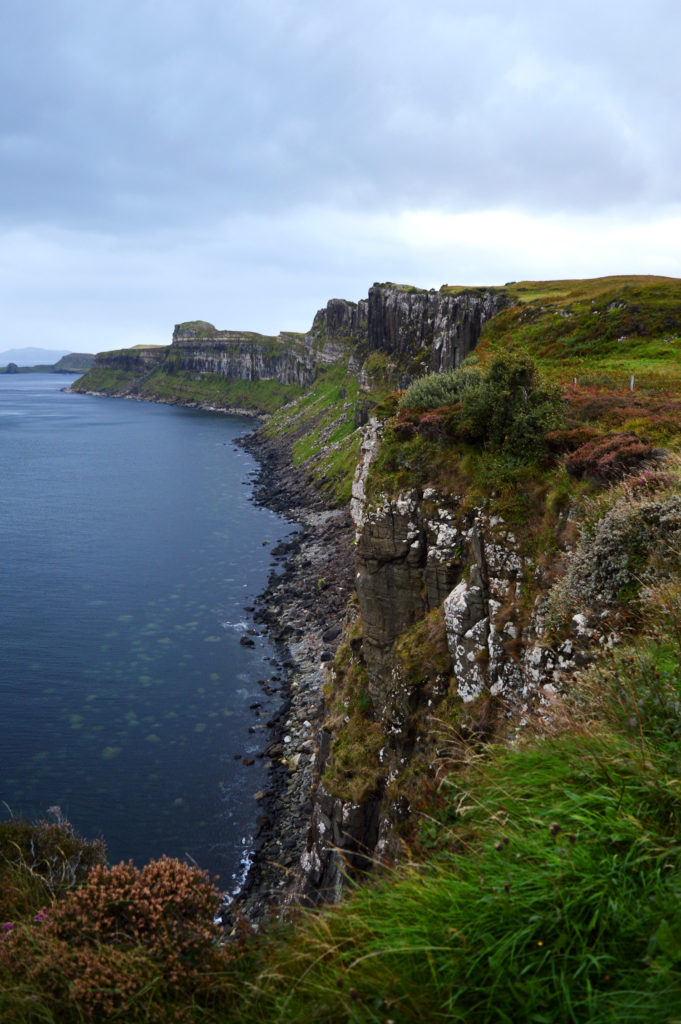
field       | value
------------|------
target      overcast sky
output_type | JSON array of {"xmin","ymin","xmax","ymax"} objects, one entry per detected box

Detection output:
[{"xmin": 2, "ymin": 0, "xmax": 680, "ymax": 352}]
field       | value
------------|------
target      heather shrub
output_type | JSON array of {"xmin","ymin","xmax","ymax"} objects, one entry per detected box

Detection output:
[
  {"xmin": 549, "ymin": 487, "xmax": 681, "ymax": 621},
  {"xmin": 568, "ymin": 388, "xmax": 681, "ymax": 439},
  {"xmin": 0, "ymin": 856, "xmax": 232, "ymax": 1023},
  {"xmin": 0, "ymin": 816, "xmax": 106, "ymax": 918},
  {"xmin": 545, "ymin": 425, "xmax": 602, "ymax": 453},
  {"xmin": 566, "ymin": 431, "xmax": 656, "ymax": 483}
]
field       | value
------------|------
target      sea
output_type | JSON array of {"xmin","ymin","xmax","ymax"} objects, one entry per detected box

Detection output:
[{"xmin": 0, "ymin": 373, "xmax": 291, "ymax": 889}]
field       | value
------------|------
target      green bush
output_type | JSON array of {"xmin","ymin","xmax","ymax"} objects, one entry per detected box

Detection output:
[
  {"xmin": 399, "ymin": 364, "xmax": 483, "ymax": 410},
  {"xmin": 400, "ymin": 353, "xmax": 564, "ymax": 459}
]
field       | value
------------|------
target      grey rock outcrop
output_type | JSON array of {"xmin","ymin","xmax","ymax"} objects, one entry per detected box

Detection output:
[
  {"xmin": 367, "ymin": 285, "xmax": 509, "ymax": 373},
  {"xmin": 91, "ymin": 346, "xmax": 167, "ymax": 374},
  {"xmin": 78, "ymin": 280, "xmax": 512, "ymax": 410},
  {"xmin": 309, "ymin": 298, "xmax": 368, "ymax": 343}
]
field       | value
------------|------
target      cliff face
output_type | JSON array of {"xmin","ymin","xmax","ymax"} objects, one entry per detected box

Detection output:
[
  {"xmin": 307, "ymin": 298, "xmax": 368, "ymax": 354},
  {"xmin": 170, "ymin": 324, "xmax": 318, "ymax": 388},
  {"xmin": 294, "ymin": 419, "xmax": 583, "ymax": 903},
  {"xmin": 91, "ymin": 347, "xmax": 166, "ymax": 373},
  {"xmin": 366, "ymin": 285, "xmax": 509, "ymax": 373},
  {"xmin": 75, "ymin": 283, "xmax": 511, "ymax": 413}
]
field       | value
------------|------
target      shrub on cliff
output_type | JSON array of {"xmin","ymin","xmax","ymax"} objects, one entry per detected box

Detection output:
[
  {"xmin": 0, "ymin": 815, "xmax": 106, "ymax": 919},
  {"xmin": 400, "ymin": 352, "xmax": 564, "ymax": 459},
  {"xmin": 0, "ymin": 856, "xmax": 233, "ymax": 1023},
  {"xmin": 400, "ymin": 365, "xmax": 483, "ymax": 411},
  {"xmin": 565, "ymin": 431, "xmax": 656, "ymax": 483},
  {"xmin": 549, "ymin": 481, "xmax": 681, "ymax": 621}
]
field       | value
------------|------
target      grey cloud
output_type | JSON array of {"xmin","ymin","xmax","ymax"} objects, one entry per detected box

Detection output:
[
  {"xmin": 1, "ymin": 0, "xmax": 679, "ymax": 236},
  {"xmin": 1, "ymin": 0, "xmax": 681, "ymax": 354}
]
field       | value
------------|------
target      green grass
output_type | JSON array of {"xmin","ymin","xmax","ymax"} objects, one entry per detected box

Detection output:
[
  {"xmin": 72, "ymin": 365, "xmax": 303, "ymax": 415},
  {"xmin": 478, "ymin": 275, "xmax": 681, "ymax": 387},
  {"xmin": 208, "ymin": 725, "xmax": 681, "ymax": 1023},
  {"xmin": 70, "ymin": 366, "xmax": 141, "ymax": 393},
  {"xmin": 6, "ymin": 707, "xmax": 681, "ymax": 1022},
  {"xmin": 262, "ymin": 362, "xmax": 370, "ymax": 504},
  {"xmin": 136, "ymin": 368, "xmax": 303, "ymax": 413}
]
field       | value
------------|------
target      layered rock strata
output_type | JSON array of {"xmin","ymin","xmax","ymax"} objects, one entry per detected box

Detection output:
[{"xmin": 170, "ymin": 323, "xmax": 319, "ymax": 388}]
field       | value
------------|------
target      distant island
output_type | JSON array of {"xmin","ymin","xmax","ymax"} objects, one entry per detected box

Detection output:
[{"xmin": 1, "ymin": 352, "xmax": 95, "ymax": 374}]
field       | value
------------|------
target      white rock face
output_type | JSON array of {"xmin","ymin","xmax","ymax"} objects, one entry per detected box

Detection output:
[
  {"xmin": 350, "ymin": 417, "xmax": 383, "ymax": 538},
  {"xmin": 441, "ymin": 509, "xmax": 562, "ymax": 706},
  {"xmin": 443, "ymin": 581, "xmax": 488, "ymax": 702}
]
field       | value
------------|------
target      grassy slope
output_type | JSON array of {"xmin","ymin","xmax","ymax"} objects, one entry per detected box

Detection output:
[
  {"xmin": 72, "ymin": 364, "xmax": 304, "ymax": 416},
  {"xmin": 262, "ymin": 360, "xmax": 392, "ymax": 505},
  {"xmin": 4, "ymin": 276, "xmax": 681, "ymax": 1022},
  {"xmin": 484, "ymin": 275, "xmax": 681, "ymax": 387}
]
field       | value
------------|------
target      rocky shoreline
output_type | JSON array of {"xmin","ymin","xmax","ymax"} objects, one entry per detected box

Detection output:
[{"xmin": 222, "ymin": 425, "xmax": 355, "ymax": 928}]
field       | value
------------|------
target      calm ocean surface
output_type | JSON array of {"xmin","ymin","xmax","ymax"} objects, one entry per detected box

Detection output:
[{"xmin": 0, "ymin": 374, "xmax": 290, "ymax": 887}]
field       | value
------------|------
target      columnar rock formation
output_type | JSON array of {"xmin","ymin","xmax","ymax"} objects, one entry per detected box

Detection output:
[
  {"xmin": 366, "ymin": 285, "xmax": 508, "ymax": 372},
  {"xmin": 169, "ymin": 323, "xmax": 318, "ymax": 387}
]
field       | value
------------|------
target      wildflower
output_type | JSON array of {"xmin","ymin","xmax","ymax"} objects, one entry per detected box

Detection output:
[
  {"xmin": 1, "ymin": 922, "xmax": 14, "ymax": 933},
  {"xmin": 33, "ymin": 910, "xmax": 48, "ymax": 923}
]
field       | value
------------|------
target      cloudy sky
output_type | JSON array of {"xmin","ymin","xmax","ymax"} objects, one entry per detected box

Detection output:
[{"xmin": 2, "ymin": 0, "xmax": 680, "ymax": 352}]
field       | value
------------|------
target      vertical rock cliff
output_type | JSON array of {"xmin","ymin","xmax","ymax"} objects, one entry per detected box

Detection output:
[
  {"xmin": 293, "ymin": 421, "xmax": 583, "ymax": 905},
  {"xmin": 366, "ymin": 285, "xmax": 509, "ymax": 373},
  {"xmin": 75, "ymin": 283, "xmax": 511, "ymax": 412},
  {"xmin": 169, "ymin": 323, "xmax": 319, "ymax": 387}
]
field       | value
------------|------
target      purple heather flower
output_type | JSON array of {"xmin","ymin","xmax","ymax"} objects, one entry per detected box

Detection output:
[{"xmin": 1, "ymin": 921, "xmax": 14, "ymax": 932}]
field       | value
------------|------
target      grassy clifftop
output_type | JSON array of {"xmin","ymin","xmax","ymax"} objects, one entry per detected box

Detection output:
[{"xmin": 485, "ymin": 274, "xmax": 681, "ymax": 386}]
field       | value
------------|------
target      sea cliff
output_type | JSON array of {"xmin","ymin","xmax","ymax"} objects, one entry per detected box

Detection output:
[
  {"xmin": 71, "ymin": 275, "xmax": 681, "ymax": 916},
  {"xmin": 70, "ymin": 282, "xmax": 509, "ymax": 414}
]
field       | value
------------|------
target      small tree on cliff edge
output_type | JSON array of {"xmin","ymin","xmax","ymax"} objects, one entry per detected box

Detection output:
[
  {"xmin": 460, "ymin": 352, "xmax": 564, "ymax": 458},
  {"xmin": 401, "ymin": 351, "xmax": 564, "ymax": 460}
]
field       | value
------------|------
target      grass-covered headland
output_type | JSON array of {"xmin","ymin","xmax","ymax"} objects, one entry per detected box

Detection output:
[{"xmin": 5, "ymin": 275, "xmax": 681, "ymax": 1022}]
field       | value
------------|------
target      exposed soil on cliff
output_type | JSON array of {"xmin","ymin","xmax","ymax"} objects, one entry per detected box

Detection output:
[{"xmin": 222, "ymin": 425, "xmax": 355, "ymax": 928}]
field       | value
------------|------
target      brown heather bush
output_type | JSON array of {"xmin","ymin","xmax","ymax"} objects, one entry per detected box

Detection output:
[
  {"xmin": 0, "ymin": 856, "xmax": 233, "ymax": 1022},
  {"xmin": 566, "ymin": 386, "xmax": 681, "ymax": 440},
  {"xmin": 544, "ymin": 425, "xmax": 602, "ymax": 453},
  {"xmin": 565, "ymin": 431, "xmax": 655, "ymax": 483}
]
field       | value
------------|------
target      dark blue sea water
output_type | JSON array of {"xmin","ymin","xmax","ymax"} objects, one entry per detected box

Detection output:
[{"xmin": 0, "ymin": 374, "xmax": 290, "ymax": 888}]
